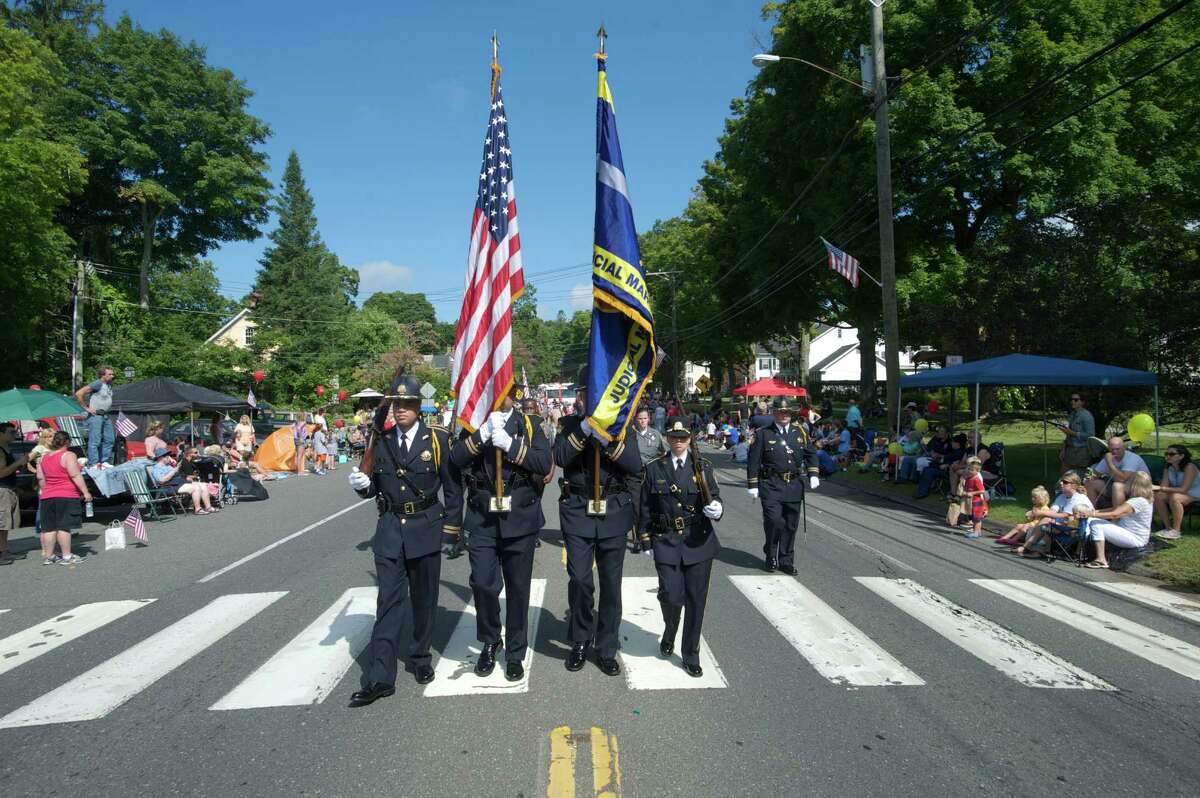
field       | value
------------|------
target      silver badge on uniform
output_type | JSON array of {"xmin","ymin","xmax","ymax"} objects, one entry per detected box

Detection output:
[{"xmin": 420, "ymin": 450, "xmax": 432, "ymax": 461}]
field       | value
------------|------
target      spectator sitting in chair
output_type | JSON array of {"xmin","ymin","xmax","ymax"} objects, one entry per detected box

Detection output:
[
  {"xmin": 150, "ymin": 448, "xmax": 215, "ymax": 515},
  {"xmin": 1085, "ymin": 436, "xmax": 1148, "ymax": 509},
  {"xmin": 221, "ymin": 441, "xmax": 270, "ymax": 480},
  {"xmin": 1076, "ymin": 471, "xmax": 1154, "ymax": 569},
  {"xmin": 896, "ymin": 430, "xmax": 926, "ymax": 483},
  {"xmin": 915, "ymin": 431, "xmax": 966, "ymax": 499},
  {"xmin": 1154, "ymin": 445, "xmax": 1200, "ymax": 541}
]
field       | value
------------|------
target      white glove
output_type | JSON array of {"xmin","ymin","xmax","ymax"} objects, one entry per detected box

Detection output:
[
  {"xmin": 581, "ymin": 422, "xmax": 596, "ymax": 438},
  {"xmin": 478, "ymin": 418, "xmax": 493, "ymax": 442},
  {"xmin": 489, "ymin": 411, "xmax": 506, "ymax": 430},
  {"xmin": 348, "ymin": 467, "xmax": 371, "ymax": 491},
  {"xmin": 703, "ymin": 500, "xmax": 723, "ymax": 520},
  {"xmin": 492, "ymin": 428, "xmax": 513, "ymax": 451},
  {"xmin": 810, "ymin": 476, "xmax": 820, "ymax": 490},
  {"xmin": 748, "ymin": 488, "xmax": 759, "ymax": 499}
]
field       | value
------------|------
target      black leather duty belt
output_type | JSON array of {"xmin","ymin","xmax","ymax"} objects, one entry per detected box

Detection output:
[
  {"xmin": 378, "ymin": 494, "xmax": 438, "ymax": 515},
  {"xmin": 558, "ymin": 481, "xmax": 629, "ymax": 500}
]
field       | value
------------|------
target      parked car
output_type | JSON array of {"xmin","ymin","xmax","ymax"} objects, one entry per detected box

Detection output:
[{"xmin": 165, "ymin": 419, "xmax": 238, "ymax": 448}]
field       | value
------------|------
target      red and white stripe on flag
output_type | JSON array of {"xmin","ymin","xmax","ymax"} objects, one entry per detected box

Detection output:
[
  {"xmin": 123, "ymin": 507, "xmax": 147, "ymax": 543},
  {"xmin": 821, "ymin": 237, "xmax": 860, "ymax": 288},
  {"xmin": 114, "ymin": 412, "xmax": 138, "ymax": 438},
  {"xmin": 451, "ymin": 73, "xmax": 524, "ymax": 433}
]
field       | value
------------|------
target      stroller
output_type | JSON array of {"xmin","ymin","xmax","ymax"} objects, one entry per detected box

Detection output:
[{"xmin": 221, "ymin": 469, "xmax": 270, "ymax": 505}]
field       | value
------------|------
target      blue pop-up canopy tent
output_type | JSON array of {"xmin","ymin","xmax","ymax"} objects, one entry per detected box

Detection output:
[{"xmin": 900, "ymin": 354, "xmax": 1160, "ymax": 471}]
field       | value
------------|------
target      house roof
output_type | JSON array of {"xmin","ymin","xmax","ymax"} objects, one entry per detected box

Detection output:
[
  {"xmin": 205, "ymin": 307, "xmax": 252, "ymax": 345},
  {"xmin": 810, "ymin": 343, "xmax": 858, "ymax": 374}
]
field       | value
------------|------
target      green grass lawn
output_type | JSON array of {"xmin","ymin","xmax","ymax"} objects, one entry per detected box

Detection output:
[{"xmin": 831, "ymin": 417, "xmax": 1200, "ymax": 587}]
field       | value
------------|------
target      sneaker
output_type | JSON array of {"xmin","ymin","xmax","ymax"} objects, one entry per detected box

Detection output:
[
  {"xmin": 56, "ymin": 554, "xmax": 81, "ymax": 565},
  {"xmin": 1154, "ymin": 529, "xmax": 1182, "ymax": 541},
  {"xmin": 42, "ymin": 555, "xmax": 60, "ymax": 565},
  {"xmin": 964, "ymin": 531, "xmax": 981, "ymax": 539}
]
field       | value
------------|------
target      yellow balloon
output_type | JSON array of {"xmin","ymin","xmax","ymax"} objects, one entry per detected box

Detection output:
[
  {"xmin": 1128, "ymin": 413, "xmax": 1155, "ymax": 443},
  {"xmin": 914, "ymin": 418, "xmax": 929, "ymax": 434},
  {"xmin": 887, "ymin": 442, "xmax": 902, "ymax": 456}
]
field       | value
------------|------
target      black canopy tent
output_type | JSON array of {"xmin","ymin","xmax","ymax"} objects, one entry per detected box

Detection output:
[{"xmin": 109, "ymin": 377, "xmax": 250, "ymax": 446}]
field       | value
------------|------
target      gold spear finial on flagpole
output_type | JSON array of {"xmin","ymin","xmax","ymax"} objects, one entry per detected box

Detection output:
[
  {"xmin": 595, "ymin": 23, "xmax": 607, "ymax": 61},
  {"xmin": 490, "ymin": 31, "xmax": 501, "ymax": 98}
]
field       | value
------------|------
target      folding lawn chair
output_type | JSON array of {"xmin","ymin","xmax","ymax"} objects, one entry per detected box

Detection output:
[
  {"xmin": 124, "ymin": 468, "xmax": 181, "ymax": 522},
  {"xmin": 1047, "ymin": 518, "xmax": 1090, "ymax": 566},
  {"xmin": 54, "ymin": 415, "xmax": 87, "ymax": 448},
  {"xmin": 983, "ymin": 442, "xmax": 1016, "ymax": 500}
]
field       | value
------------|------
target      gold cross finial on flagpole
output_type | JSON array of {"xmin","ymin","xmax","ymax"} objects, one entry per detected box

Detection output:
[{"xmin": 595, "ymin": 24, "xmax": 607, "ymax": 61}]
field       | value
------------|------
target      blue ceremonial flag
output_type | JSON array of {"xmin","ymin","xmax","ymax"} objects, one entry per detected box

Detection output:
[{"xmin": 585, "ymin": 52, "xmax": 656, "ymax": 443}]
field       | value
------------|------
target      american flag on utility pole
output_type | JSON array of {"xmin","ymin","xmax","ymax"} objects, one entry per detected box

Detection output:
[
  {"xmin": 821, "ymin": 237, "xmax": 861, "ymax": 289},
  {"xmin": 114, "ymin": 412, "xmax": 138, "ymax": 438},
  {"xmin": 123, "ymin": 507, "xmax": 147, "ymax": 544},
  {"xmin": 451, "ymin": 35, "xmax": 524, "ymax": 432}
]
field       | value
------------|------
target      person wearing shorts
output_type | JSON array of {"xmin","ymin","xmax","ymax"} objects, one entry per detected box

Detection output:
[{"xmin": 36, "ymin": 431, "xmax": 91, "ymax": 565}]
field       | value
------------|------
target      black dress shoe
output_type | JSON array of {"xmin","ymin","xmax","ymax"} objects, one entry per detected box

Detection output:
[
  {"xmin": 659, "ymin": 639, "xmax": 674, "ymax": 657},
  {"xmin": 348, "ymin": 683, "xmax": 395, "ymax": 707},
  {"xmin": 475, "ymin": 642, "xmax": 501, "ymax": 677},
  {"xmin": 565, "ymin": 642, "xmax": 590, "ymax": 672},
  {"xmin": 778, "ymin": 563, "xmax": 797, "ymax": 576},
  {"xmin": 414, "ymin": 665, "xmax": 435, "ymax": 684},
  {"xmin": 683, "ymin": 663, "xmax": 704, "ymax": 678},
  {"xmin": 597, "ymin": 656, "xmax": 620, "ymax": 676},
  {"xmin": 764, "ymin": 557, "xmax": 777, "ymax": 573},
  {"xmin": 505, "ymin": 660, "xmax": 524, "ymax": 681}
]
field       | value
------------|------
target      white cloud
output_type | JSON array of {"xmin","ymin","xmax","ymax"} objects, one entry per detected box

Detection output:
[
  {"xmin": 355, "ymin": 260, "xmax": 415, "ymax": 299},
  {"xmin": 568, "ymin": 283, "xmax": 593, "ymax": 311}
]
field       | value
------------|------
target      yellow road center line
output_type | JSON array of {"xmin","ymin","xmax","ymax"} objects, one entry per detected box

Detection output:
[
  {"xmin": 547, "ymin": 725, "xmax": 576, "ymax": 798},
  {"xmin": 591, "ymin": 726, "xmax": 622, "ymax": 797}
]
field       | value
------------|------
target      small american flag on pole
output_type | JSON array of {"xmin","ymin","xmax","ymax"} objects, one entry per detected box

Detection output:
[
  {"xmin": 114, "ymin": 412, "xmax": 138, "ymax": 438},
  {"xmin": 821, "ymin": 237, "xmax": 860, "ymax": 288},
  {"xmin": 451, "ymin": 40, "xmax": 524, "ymax": 432},
  {"xmin": 123, "ymin": 507, "xmax": 147, "ymax": 544}
]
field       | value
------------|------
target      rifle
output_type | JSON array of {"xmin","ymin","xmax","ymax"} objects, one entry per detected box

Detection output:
[
  {"xmin": 689, "ymin": 435, "xmax": 713, "ymax": 507},
  {"xmin": 358, "ymin": 362, "xmax": 406, "ymax": 477}
]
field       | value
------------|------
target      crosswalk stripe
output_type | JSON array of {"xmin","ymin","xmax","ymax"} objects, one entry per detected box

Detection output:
[
  {"xmin": 729, "ymin": 574, "xmax": 924, "ymax": 687},
  {"xmin": 210, "ymin": 588, "xmax": 376, "ymax": 710},
  {"xmin": 1090, "ymin": 582, "xmax": 1200, "ymax": 625},
  {"xmin": 0, "ymin": 600, "xmax": 155, "ymax": 679},
  {"xmin": 616, "ymin": 577, "xmax": 727, "ymax": 690},
  {"xmin": 0, "ymin": 609, "xmax": 9, "ymax": 617},
  {"xmin": 973, "ymin": 579, "xmax": 1200, "ymax": 682},
  {"xmin": 0, "ymin": 592, "xmax": 286, "ymax": 728},
  {"xmin": 857, "ymin": 578, "xmax": 1113, "ymax": 690},
  {"xmin": 423, "ymin": 579, "xmax": 547, "ymax": 697}
]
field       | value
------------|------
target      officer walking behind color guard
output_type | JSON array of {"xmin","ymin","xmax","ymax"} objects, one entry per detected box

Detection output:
[
  {"xmin": 639, "ymin": 421, "xmax": 723, "ymax": 677},
  {"xmin": 746, "ymin": 398, "xmax": 819, "ymax": 575},
  {"xmin": 449, "ymin": 383, "xmax": 550, "ymax": 681},
  {"xmin": 554, "ymin": 387, "xmax": 643, "ymax": 676},
  {"xmin": 347, "ymin": 376, "xmax": 462, "ymax": 706}
]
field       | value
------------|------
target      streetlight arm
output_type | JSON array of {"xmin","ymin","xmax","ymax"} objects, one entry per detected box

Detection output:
[{"xmin": 752, "ymin": 53, "xmax": 873, "ymax": 94}]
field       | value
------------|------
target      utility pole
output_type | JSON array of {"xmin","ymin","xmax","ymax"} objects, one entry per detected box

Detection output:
[
  {"xmin": 871, "ymin": 0, "xmax": 901, "ymax": 433},
  {"xmin": 71, "ymin": 258, "xmax": 86, "ymax": 392},
  {"xmin": 646, "ymin": 270, "xmax": 681, "ymax": 398}
]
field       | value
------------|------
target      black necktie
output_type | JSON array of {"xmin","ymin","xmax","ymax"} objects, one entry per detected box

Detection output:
[
  {"xmin": 675, "ymin": 458, "xmax": 684, "ymax": 473},
  {"xmin": 399, "ymin": 433, "xmax": 409, "ymax": 459}
]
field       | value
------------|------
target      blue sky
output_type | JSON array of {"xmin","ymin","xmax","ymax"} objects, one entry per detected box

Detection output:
[{"xmin": 105, "ymin": 1, "xmax": 773, "ymax": 322}]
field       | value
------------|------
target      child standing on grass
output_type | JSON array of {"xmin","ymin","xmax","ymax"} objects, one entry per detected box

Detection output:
[{"xmin": 962, "ymin": 456, "xmax": 988, "ymax": 539}]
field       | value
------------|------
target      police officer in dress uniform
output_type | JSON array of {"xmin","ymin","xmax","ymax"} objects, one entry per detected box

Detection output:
[
  {"xmin": 449, "ymin": 384, "xmax": 551, "ymax": 681},
  {"xmin": 554, "ymin": 387, "xmax": 643, "ymax": 676},
  {"xmin": 347, "ymin": 376, "xmax": 462, "ymax": 706},
  {"xmin": 746, "ymin": 398, "xmax": 819, "ymax": 575},
  {"xmin": 640, "ymin": 421, "xmax": 723, "ymax": 677}
]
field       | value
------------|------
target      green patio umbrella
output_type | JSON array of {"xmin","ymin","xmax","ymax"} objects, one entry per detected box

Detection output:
[{"xmin": 0, "ymin": 388, "xmax": 85, "ymax": 421}]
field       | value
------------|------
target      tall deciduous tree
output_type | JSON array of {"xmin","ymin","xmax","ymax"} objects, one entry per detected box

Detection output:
[
  {"xmin": 92, "ymin": 14, "xmax": 272, "ymax": 307},
  {"xmin": 362, "ymin": 291, "xmax": 437, "ymax": 326}
]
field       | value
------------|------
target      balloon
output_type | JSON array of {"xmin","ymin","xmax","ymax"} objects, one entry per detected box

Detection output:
[
  {"xmin": 253, "ymin": 369, "xmax": 265, "ymax": 384},
  {"xmin": 334, "ymin": 419, "xmax": 345, "ymax": 429},
  {"xmin": 1128, "ymin": 413, "xmax": 1155, "ymax": 443},
  {"xmin": 337, "ymin": 389, "xmax": 347, "ymax": 403},
  {"xmin": 28, "ymin": 384, "xmax": 41, "ymax": 390},
  {"xmin": 315, "ymin": 385, "xmax": 326, "ymax": 397},
  {"xmin": 887, "ymin": 442, "xmax": 902, "ymax": 456},
  {"xmin": 927, "ymin": 400, "xmax": 939, "ymax": 414},
  {"xmin": 914, "ymin": 418, "xmax": 929, "ymax": 434}
]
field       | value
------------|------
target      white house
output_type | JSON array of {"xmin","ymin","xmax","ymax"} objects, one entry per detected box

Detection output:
[
  {"xmin": 808, "ymin": 325, "xmax": 918, "ymax": 383},
  {"xmin": 206, "ymin": 307, "xmax": 259, "ymax": 351}
]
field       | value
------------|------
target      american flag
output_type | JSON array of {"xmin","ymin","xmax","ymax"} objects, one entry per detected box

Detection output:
[
  {"xmin": 821, "ymin": 237, "xmax": 860, "ymax": 289},
  {"xmin": 123, "ymin": 507, "xmax": 147, "ymax": 544},
  {"xmin": 114, "ymin": 412, "xmax": 138, "ymax": 438},
  {"xmin": 451, "ymin": 57, "xmax": 524, "ymax": 432}
]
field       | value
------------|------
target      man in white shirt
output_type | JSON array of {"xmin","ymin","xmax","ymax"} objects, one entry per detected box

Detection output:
[{"xmin": 1085, "ymin": 436, "xmax": 1149, "ymax": 508}]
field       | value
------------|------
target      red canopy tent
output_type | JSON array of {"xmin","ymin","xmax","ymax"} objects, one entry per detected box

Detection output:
[{"xmin": 732, "ymin": 377, "xmax": 808, "ymax": 397}]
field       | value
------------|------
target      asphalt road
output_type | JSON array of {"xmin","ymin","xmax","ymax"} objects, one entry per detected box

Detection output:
[{"xmin": 1, "ymin": 451, "xmax": 1198, "ymax": 798}]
